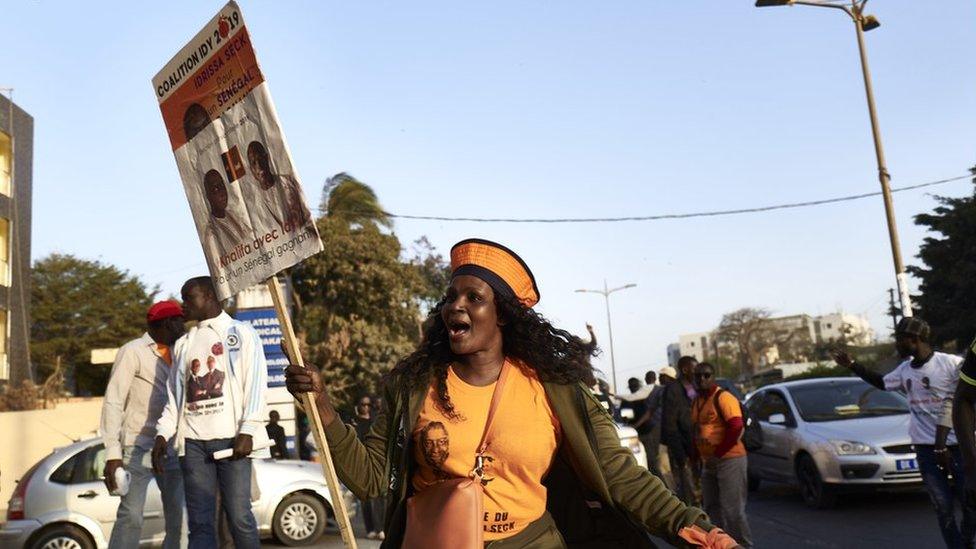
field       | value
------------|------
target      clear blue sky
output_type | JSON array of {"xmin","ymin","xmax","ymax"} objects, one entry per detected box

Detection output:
[{"xmin": 3, "ymin": 1, "xmax": 974, "ymax": 386}]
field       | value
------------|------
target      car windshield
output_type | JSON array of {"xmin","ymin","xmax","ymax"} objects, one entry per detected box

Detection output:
[{"xmin": 789, "ymin": 379, "xmax": 909, "ymax": 422}]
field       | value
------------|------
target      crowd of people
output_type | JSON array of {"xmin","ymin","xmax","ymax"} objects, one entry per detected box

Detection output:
[
  {"xmin": 97, "ymin": 240, "xmax": 976, "ymax": 549},
  {"xmin": 607, "ymin": 316, "xmax": 976, "ymax": 549}
]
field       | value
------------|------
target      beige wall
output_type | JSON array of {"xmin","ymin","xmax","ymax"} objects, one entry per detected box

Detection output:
[{"xmin": 0, "ymin": 397, "xmax": 104, "ymax": 512}]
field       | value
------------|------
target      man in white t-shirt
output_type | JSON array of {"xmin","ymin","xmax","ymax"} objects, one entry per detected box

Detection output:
[
  {"xmin": 835, "ymin": 317, "xmax": 975, "ymax": 548},
  {"xmin": 153, "ymin": 277, "xmax": 270, "ymax": 549}
]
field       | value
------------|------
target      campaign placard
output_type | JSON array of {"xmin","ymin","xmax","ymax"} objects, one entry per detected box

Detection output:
[{"xmin": 153, "ymin": 1, "xmax": 323, "ymax": 300}]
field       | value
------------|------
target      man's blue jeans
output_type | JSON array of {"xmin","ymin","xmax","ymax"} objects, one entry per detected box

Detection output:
[
  {"xmin": 109, "ymin": 445, "xmax": 186, "ymax": 549},
  {"xmin": 181, "ymin": 438, "xmax": 260, "ymax": 549},
  {"xmin": 916, "ymin": 445, "xmax": 976, "ymax": 549}
]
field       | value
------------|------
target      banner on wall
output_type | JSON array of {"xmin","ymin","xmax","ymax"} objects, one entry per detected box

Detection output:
[{"xmin": 234, "ymin": 307, "xmax": 287, "ymax": 388}]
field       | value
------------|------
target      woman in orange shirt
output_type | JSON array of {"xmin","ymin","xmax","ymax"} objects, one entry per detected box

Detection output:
[{"xmin": 286, "ymin": 239, "xmax": 738, "ymax": 548}]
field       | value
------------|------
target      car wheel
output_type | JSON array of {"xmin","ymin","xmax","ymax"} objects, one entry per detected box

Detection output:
[
  {"xmin": 796, "ymin": 454, "xmax": 836, "ymax": 509},
  {"xmin": 29, "ymin": 524, "xmax": 95, "ymax": 549},
  {"xmin": 748, "ymin": 473, "xmax": 761, "ymax": 493},
  {"xmin": 273, "ymin": 492, "xmax": 329, "ymax": 546}
]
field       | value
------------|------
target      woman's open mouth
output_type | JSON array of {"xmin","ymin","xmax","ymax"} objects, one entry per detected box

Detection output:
[{"xmin": 447, "ymin": 319, "xmax": 471, "ymax": 340}]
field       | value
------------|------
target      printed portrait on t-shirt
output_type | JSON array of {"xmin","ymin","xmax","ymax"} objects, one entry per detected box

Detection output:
[
  {"xmin": 420, "ymin": 421, "xmax": 451, "ymax": 479},
  {"xmin": 200, "ymin": 355, "xmax": 225, "ymax": 399},
  {"xmin": 475, "ymin": 453, "xmax": 496, "ymax": 487},
  {"xmin": 183, "ymin": 330, "xmax": 232, "ymax": 436},
  {"xmin": 187, "ymin": 359, "xmax": 209, "ymax": 403}
]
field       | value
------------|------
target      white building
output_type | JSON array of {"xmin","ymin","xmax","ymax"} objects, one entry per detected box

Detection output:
[
  {"xmin": 814, "ymin": 312, "xmax": 874, "ymax": 346},
  {"xmin": 677, "ymin": 331, "xmax": 717, "ymax": 363},
  {"xmin": 669, "ymin": 311, "xmax": 876, "ymax": 365}
]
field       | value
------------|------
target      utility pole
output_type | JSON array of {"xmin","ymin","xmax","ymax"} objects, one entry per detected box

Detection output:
[
  {"xmin": 575, "ymin": 280, "xmax": 637, "ymax": 394},
  {"xmin": 887, "ymin": 288, "xmax": 900, "ymax": 333},
  {"xmin": 755, "ymin": 0, "xmax": 913, "ymax": 317}
]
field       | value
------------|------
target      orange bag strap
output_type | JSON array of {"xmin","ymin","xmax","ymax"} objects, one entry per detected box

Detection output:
[{"xmin": 472, "ymin": 361, "xmax": 511, "ymax": 478}]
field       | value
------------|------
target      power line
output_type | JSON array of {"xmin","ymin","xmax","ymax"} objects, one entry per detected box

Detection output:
[{"xmin": 319, "ymin": 173, "xmax": 971, "ymax": 224}]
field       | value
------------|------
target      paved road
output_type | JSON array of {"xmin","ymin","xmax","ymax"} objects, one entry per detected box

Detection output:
[
  {"xmin": 265, "ymin": 483, "xmax": 940, "ymax": 548},
  {"xmin": 262, "ymin": 529, "xmax": 381, "ymax": 549},
  {"xmin": 746, "ymin": 483, "xmax": 937, "ymax": 548}
]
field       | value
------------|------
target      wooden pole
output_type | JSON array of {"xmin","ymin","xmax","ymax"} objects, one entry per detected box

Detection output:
[{"xmin": 266, "ymin": 277, "xmax": 358, "ymax": 548}]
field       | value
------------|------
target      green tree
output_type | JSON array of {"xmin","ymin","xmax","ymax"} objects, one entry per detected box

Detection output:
[
  {"xmin": 709, "ymin": 356, "xmax": 741, "ymax": 381},
  {"xmin": 320, "ymin": 172, "xmax": 391, "ymax": 228},
  {"xmin": 289, "ymin": 174, "xmax": 448, "ymax": 406},
  {"xmin": 908, "ymin": 171, "xmax": 976, "ymax": 351},
  {"xmin": 783, "ymin": 363, "xmax": 853, "ymax": 383},
  {"xmin": 409, "ymin": 236, "xmax": 451, "ymax": 311},
  {"xmin": 715, "ymin": 307, "xmax": 793, "ymax": 376},
  {"xmin": 31, "ymin": 254, "xmax": 157, "ymax": 396}
]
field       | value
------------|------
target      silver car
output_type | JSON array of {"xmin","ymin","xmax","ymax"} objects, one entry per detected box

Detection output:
[
  {"xmin": 1, "ymin": 438, "xmax": 336, "ymax": 548},
  {"xmin": 745, "ymin": 377, "xmax": 921, "ymax": 509}
]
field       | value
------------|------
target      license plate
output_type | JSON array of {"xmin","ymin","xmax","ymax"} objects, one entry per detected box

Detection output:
[{"xmin": 896, "ymin": 458, "xmax": 918, "ymax": 471}]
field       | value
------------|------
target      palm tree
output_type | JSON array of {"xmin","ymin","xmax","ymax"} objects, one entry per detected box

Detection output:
[
  {"xmin": 321, "ymin": 172, "xmax": 391, "ymax": 228},
  {"xmin": 289, "ymin": 172, "xmax": 392, "ymax": 351}
]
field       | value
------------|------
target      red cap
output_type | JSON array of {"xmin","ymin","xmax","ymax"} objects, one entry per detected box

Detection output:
[{"xmin": 147, "ymin": 301, "xmax": 184, "ymax": 323}]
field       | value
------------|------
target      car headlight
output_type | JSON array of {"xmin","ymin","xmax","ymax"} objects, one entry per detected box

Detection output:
[
  {"xmin": 622, "ymin": 436, "xmax": 643, "ymax": 455},
  {"xmin": 830, "ymin": 440, "xmax": 876, "ymax": 455}
]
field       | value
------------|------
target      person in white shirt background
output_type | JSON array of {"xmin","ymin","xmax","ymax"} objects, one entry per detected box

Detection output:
[
  {"xmin": 153, "ymin": 276, "xmax": 271, "ymax": 549},
  {"xmin": 835, "ymin": 317, "xmax": 976, "ymax": 549},
  {"xmin": 100, "ymin": 300, "xmax": 188, "ymax": 549}
]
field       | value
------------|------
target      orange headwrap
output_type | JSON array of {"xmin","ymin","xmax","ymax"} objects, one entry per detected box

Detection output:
[{"xmin": 450, "ymin": 239, "xmax": 540, "ymax": 308}]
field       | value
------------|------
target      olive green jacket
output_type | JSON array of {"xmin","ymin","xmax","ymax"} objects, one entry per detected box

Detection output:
[{"xmin": 322, "ymin": 373, "xmax": 713, "ymax": 547}]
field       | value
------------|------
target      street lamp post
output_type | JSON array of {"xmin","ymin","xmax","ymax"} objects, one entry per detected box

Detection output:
[
  {"xmin": 756, "ymin": 0, "xmax": 913, "ymax": 317},
  {"xmin": 576, "ymin": 280, "xmax": 636, "ymax": 394}
]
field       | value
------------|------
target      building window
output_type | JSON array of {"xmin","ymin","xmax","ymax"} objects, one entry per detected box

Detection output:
[
  {"xmin": 0, "ymin": 217, "xmax": 10, "ymax": 287},
  {"xmin": 0, "ymin": 131, "xmax": 10, "ymax": 196},
  {"xmin": 0, "ymin": 308, "xmax": 8, "ymax": 381},
  {"xmin": 826, "ymin": 323, "xmax": 832, "ymax": 329}
]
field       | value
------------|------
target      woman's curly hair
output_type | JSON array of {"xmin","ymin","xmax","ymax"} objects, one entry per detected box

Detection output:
[{"xmin": 391, "ymin": 291, "xmax": 599, "ymax": 420}]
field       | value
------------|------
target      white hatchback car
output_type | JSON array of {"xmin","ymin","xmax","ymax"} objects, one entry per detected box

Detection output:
[{"xmin": 1, "ymin": 438, "xmax": 337, "ymax": 548}]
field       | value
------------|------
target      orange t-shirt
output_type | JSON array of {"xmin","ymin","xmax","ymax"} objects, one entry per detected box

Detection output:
[
  {"xmin": 156, "ymin": 344, "xmax": 173, "ymax": 366},
  {"xmin": 412, "ymin": 361, "xmax": 560, "ymax": 540},
  {"xmin": 691, "ymin": 389, "xmax": 746, "ymax": 459}
]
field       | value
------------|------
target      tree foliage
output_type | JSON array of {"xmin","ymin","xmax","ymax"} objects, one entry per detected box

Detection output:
[
  {"xmin": 715, "ymin": 308, "xmax": 823, "ymax": 375},
  {"xmin": 782, "ymin": 342, "xmax": 897, "ymax": 384},
  {"xmin": 716, "ymin": 308, "xmax": 779, "ymax": 376},
  {"xmin": 408, "ymin": 236, "xmax": 452, "ymax": 312},
  {"xmin": 31, "ymin": 254, "xmax": 157, "ymax": 396},
  {"xmin": 709, "ymin": 356, "xmax": 741, "ymax": 381},
  {"xmin": 289, "ymin": 174, "xmax": 449, "ymax": 406},
  {"xmin": 908, "ymin": 173, "xmax": 976, "ymax": 352},
  {"xmin": 782, "ymin": 363, "xmax": 853, "ymax": 383},
  {"xmin": 321, "ymin": 172, "xmax": 392, "ymax": 228}
]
